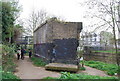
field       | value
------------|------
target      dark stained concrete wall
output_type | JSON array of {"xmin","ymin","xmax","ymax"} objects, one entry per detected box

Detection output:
[
  {"xmin": 34, "ymin": 43, "xmax": 53, "ymax": 63},
  {"xmin": 34, "ymin": 19, "xmax": 82, "ymax": 64},
  {"xmin": 53, "ymin": 38, "xmax": 79, "ymax": 64}
]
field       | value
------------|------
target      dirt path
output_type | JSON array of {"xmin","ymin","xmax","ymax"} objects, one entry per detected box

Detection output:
[
  {"xmin": 14, "ymin": 56, "xmax": 61, "ymax": 79},
  {"xmin": 14, "ymin": 56, "xmax": 110, "ymax": 79},
  {"xmin": 79, "ymin": 66, "xmax": 110, "ymax": 77}
]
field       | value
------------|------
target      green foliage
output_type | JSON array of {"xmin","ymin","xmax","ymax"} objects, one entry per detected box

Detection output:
[
  {"xmin": 107, "ymin": 71, "xmax": 115, "ymax": 76},
  {"xmin": 1, "ymin": 71, "xmax": 20, "ymax": 79},
  {"xmin": 60, "ymin": 72, "xmax": 118, "ymax": 79},
  {"xmin": 44, "ymin": 72, "xmax": 118, "ymax": 79},
  {"xmin": 0, "ymin": 44, "xmax": 2, "ymax": 59},
  {"xmin": 43, "ymin": 77, "xmax": 57, "ymax": 79},
  {"xmin": 2, "ymin": 44, "xmax": 16, "ymax": 55},
  {"xmin": 2, "ymin": 1, "xmax": 21, "ymax": 43},
  {"xmin": 79, "ymin": 67, "xmax": 86, "ymax": 70},
  {"xmin": 2, "ymin": 54, "xmax": 17, "ymax": 72},
  {"xmin": 27, "ymin": 45, "xmax": 33, "ymax": 50},
  {"xmin": 84, "ymin": 61, "xmax": 118, "ymax": 76},
  {"xmin": 2, "ymin": 44, "xmax": 18, "ymax": 79},
  {"xmin": 93, "ymin": 50, "xmax": 120, "ymax": 54},
  {"xmin": 117, "ymin": 66, "xmax": 120, "ymax": 76},
  {"xmin": 31, "ymin": 56, "xmax": 47, "ymax": 67}
]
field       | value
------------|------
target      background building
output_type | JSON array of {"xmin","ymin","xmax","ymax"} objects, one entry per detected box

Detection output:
[{"xmin": 79, "ymin": 31, "xmax": 114, "ymax": 51}]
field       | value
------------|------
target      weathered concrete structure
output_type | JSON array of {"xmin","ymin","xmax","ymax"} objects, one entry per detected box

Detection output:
[{"xmin": 34, "ymin": 18, "xmax": 82, "ymax": 64}]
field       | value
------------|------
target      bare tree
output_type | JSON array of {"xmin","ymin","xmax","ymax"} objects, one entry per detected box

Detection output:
[
  {"xmin": 81, "ymin": 0, "xmax": 120, "ymax": 33},
  {"xmin": 24, "ymin": 9, "xmax": 48, "ymax": 36},
  {"xmin": 24, "ymin": 9, "xmax": 66, "ymax": 36},
  {"xmin": 81, "ymin": 0, "xmax": 120, "ymax": 76}
]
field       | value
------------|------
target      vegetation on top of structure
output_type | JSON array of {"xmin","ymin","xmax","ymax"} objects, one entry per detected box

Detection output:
[
  {"xmin": 83, "ymin": 60, "xmax": 118, "ymax": 76},
  {"xmin": 31, "ymin": 56, "xmax": 47, "ymax": 67}
]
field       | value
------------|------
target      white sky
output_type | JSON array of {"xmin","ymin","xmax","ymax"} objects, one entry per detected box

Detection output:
[
  {"xmin": 19, "ymin": 0, "xmax": 85, "ymax": 22},
  {"xmin": 18, "ymin": 0, "xmax": 119, "ymax": 38},
  {"xmin": 18, "ymin": 0, "xmax": 91, "ymax": 33}
]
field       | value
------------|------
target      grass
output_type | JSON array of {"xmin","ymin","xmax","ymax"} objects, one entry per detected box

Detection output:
[
  {"xmin": 93, "ymin": 50, "xmax": 120, "ymax": 54},
  {"xmin": 83, "ymin": 60, "xmax": 118, "ymax": 76},
  {"xmin": 31, "ymin": 56, "xmax": 47, "ymax": 67},
  {"xmin": 43, "ymin": 72, "xmax": 118, "ymax": 79},
  {"xmin": 79, "ymin": 67, "xmax": 86, "ymax": 70}
]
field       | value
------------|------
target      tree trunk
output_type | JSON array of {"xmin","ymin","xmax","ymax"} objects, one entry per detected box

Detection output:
[{"xmin": 111, "ymin": 5, "xmax": 120, "ymax": 77}]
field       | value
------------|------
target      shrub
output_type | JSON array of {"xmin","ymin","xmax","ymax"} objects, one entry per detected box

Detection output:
[
  {"xmin": 60, "ymin": 72, "xmax": 118, "ymax": 79},
  {"xmin": 44, "ymin": 72, "xmax": 118, "ymax": 79},
  {"xmin": 107, "ymin": 71, "xmax": 115, "ymax": 76},
  {"xmin": 84, "ymin": 60, "xmax": 118, "ymax": 76},
  {"xmin": 2, "ymin": 44, "xmax": 16, "ymax": 54},
  {"xmin": 31, "ymin": 56, "xmax": 47, "ymax": 67},
  {"xmin": 2, "ymin": 71, "xmax": 20, "ymax": 79},
  {"xmin": 2, "ymin": 44, "xmax": 19, "ymax": 79},
  {"xmin": 2, "ymin": 54, "xmax": 17, "ymax": 72},
  {"xmin": 118, "ymin": 66, "xmax": 120, "ymax": 76}
]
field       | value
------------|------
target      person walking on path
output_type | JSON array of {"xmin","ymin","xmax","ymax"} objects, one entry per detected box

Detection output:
[
  {"xmin": 17, "ymin": 49, "xmax": 21, "ymax": 60},
  {"xmin": 21, "ymin": 48, "xmax": 26, "ymax": 60},
  {"xmin": 28, "ymin": 49, "xmax": 32, "ymax": 58}
]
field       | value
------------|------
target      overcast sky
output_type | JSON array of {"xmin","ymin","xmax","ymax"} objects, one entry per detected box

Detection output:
[
  {"xmin": 19, "ymin": 0, "xmax": 85, "ymax": 22},
  {"xmin": 18, "ymin": 0, "xmax": 119, "ymax": 38},
  {"xmin": 18, "ymin": 0, "xmax": 92, "ymax": 32}
]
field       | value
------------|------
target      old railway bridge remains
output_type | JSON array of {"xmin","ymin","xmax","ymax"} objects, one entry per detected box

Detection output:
[{"xmin": 34, "ymin": 18, "xmax": 82, "ymax": 65}]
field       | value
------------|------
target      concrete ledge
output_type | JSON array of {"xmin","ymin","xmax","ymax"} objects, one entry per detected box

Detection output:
[{"xmin": 45, "ymin": 63, "xmax": 78, "ymax": 72}]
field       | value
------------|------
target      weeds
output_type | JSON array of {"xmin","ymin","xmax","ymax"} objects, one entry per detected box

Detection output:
[
  {"xmin": 79, "ymin": 67, "xmax": 86, "ymax": 70},
  {"xmin": 31, "ymin": 56, "xmax": 47, "ymax": 67},
  {"xmin": 2, "ymin": 44, "xmax": 19, "ymax": 79},
  {"xmin": 44, "ymin": 72, "xmax": 118, "ymax": 79},
  {"xmin": 83, "ymin": 60, "xmax": 118, "ymax": 76}
]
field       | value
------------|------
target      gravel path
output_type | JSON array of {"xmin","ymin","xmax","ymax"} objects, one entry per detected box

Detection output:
[{"xmin": 14, "ymin": 56, "xmax": 61, "ymax": 79}]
